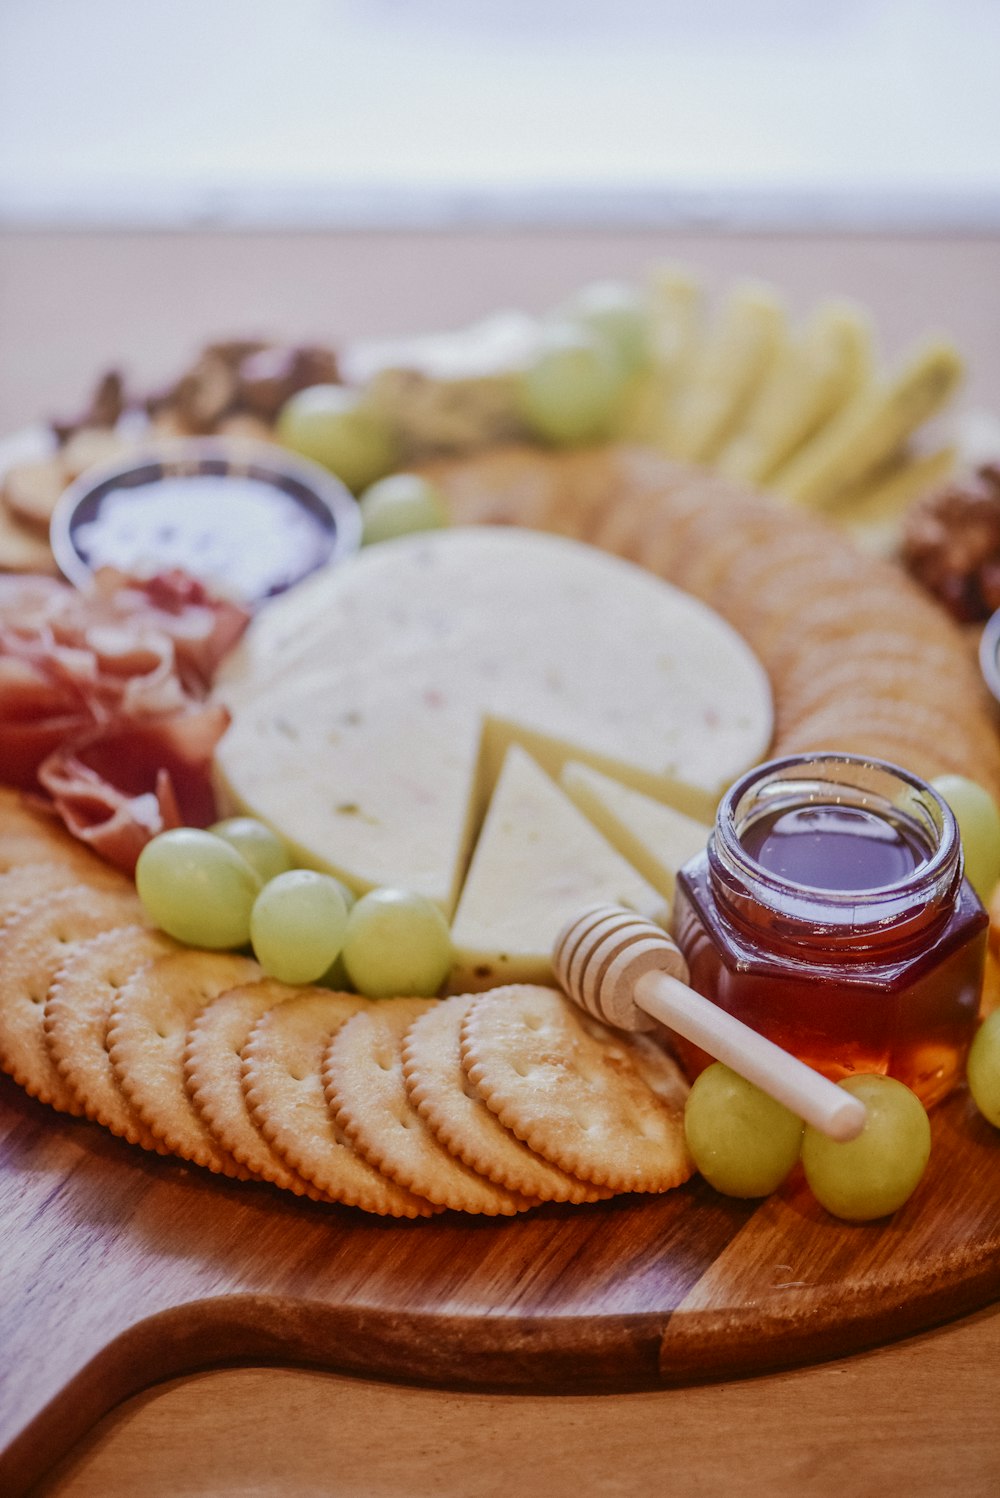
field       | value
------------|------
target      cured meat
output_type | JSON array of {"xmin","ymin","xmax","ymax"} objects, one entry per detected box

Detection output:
[{"xmin": 0, "ymin": 568, "xmax": 249, "ymax": 870}]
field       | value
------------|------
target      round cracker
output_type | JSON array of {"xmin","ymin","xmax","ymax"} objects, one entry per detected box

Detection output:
[
  {"xmin": 326, "ymin": 998, "xmax": 535, "ymax": 1216},
  {"xmin": 185, "ymin": 979, "xmax": 334, "ymax": 1199},
  {"xmin": 0, "ymin": 500, "xmax": 58, "ymax": 571},
  {"xmin": 108, "ymin": 949, "xmax": 261, "ymax": 1178},
  {"xmin": 631, "ymin": 485, "xmax": 718, "ymax": 577},
  {"xmin": 0, "ymin": 885, "xmax": 146, "ymax": 1112},
  {"xmin": 0, "ymin": 795, "xmax": 131, "ymax": 886},
  {"xmin": 776, "ymin": 653, "xmax": 989, "ymax": 742},
  {"xmin": 668, "ymin": 502, "xmax": 783, "ymax": 606},
  {"xmin": 1, "ymin": 456, "xmax": 68, "ymax": 530},
  {"xmin": 0, "ymin": 861, "xmax": 98, "ymax": 924},
  {"xmin": 241, "ymin": 989, "xmax": 435, "ymax": 1217},
  {"xmin": 44, "ymin": 924, "xmax": 178, "ymax": 1150},
  {"xmin": 460, "ymin": 986, "xmax": 692, "ymax": 1194},
  {"xmin": 402, "ymin": 992, "xmax": 608, "ymax": 1204}
]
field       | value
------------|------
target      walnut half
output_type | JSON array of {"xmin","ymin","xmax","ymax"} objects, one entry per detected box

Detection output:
[{"xmin": 900, "ymin": 465, "xmax": 1000, "ymax": 622}]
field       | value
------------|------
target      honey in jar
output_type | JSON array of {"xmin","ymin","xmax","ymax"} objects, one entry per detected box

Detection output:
[{"xmin": 672, "ymin": 753, "xmax": 988, "ymax": 1105}]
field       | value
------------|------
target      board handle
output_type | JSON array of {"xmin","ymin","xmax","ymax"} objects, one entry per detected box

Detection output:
[{"xmin": 554, "ymin": 904, "xmax": 867, "ymax": 1142}]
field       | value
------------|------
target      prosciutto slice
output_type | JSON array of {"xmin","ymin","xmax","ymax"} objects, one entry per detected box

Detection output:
[{"xmin": 0, "ymin": 568, "xmax": 249, "ymax": 871}]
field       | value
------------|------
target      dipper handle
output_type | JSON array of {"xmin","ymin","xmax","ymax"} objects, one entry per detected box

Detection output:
[{"xmin": 554, "ymin": 904, "xmax": 867, "ymax": 1142}]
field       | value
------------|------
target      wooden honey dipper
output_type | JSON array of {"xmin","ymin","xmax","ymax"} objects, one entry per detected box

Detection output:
[{"xmin": 553, "ymin": 903, "xmax": 867, "ymax": 1142}]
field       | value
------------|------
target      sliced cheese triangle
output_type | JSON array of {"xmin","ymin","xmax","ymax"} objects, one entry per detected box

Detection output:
[
  {"xmin": 448, "ymin": 746, "xmax": 668, "ymax": 992},
  {"xmin": 559, "ymin": 761, "xmax": 711, "ymax": 903},
  {"xmin": 219, "ymin": 528, "xmax": 773, "ymax": 813},
  {"xmin": 216, "ymin": 528, "xmax": 772, "ymax": 925},
  {"xmin": 213, "ymin": 666, "xmax": 483, "ymax": 916}
]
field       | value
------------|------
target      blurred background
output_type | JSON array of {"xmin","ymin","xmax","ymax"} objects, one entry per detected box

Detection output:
[{"xmin": 1, "ymin": 0, "xmax": 999, "ymax": 427}]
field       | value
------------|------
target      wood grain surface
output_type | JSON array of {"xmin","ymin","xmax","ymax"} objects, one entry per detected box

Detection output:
[
  {"xmin": 2, "ymin": 1055, "xmax": 999, "ymax": 1494},
  {"xmin": 3, "ymin": 227, "xmax": 1000, "ymax": 1498}
]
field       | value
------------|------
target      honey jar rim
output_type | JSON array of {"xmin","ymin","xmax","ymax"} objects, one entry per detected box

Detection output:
[{"xmin": 709, "ymin": 751, "xmax": 964, "ymax": 939}]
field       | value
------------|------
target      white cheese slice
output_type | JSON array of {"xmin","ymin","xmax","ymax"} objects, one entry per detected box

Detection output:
[
  {"xmin": 219, "ymin": 528, "xmax": 772, "ymax": 814},
  {"xmin": 214, "ymin": 666, "xmax": 484, "ymax": 915},
  {"xmin": 215, "ymin": 528, "xmax": 772, "ymax": 917},
  {"xmin": 448, "ymin": 747, "xmax": 668, "ymax": 992},
  {"xmin": 559, "ymin": 761, "xmax": 711, "ymax": 904}
]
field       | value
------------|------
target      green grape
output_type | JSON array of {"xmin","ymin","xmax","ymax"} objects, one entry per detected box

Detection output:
[
  {"xmin": 517, "ymin": 323, "xmax": 627, "ymax": 446},
  {"xmin": 342, "ymin": 888, "xmax": 452, "ymax": 998},
  {"xmin": 275, "ymin": 384, "xmax": 397, "ymax": 493},
  {"xmin": 931, "ymin": 774, "xmax": 1000, "ymax": 902},
  {"xmin": 210, "ymin": 816, "xmax": 293, "ymax": 884},
  {"xmin": 801, "ymin": 1074, "xmax": 931, "ymax": 1221},
  {"xmin": 559, "ymin": 280, "xmax": 651, "ymax": 377},
  {"xmin": 135, "ymin": 828, "xmax": 261, "ymax": 949},
  {"xmin": 967, "ymin": 1010, "xmax": 1000, "ymax": 1127},
  {"xmin": 358, "ymin": 473, "xmax": 449, "ymax": 546},
  {"xmin": 249, "ymin": 869, "xmax": 350, "ymax": 985},
  {"xmin": 683, "ymin": 1063, "xmax": 803, "ymax": 1198}
]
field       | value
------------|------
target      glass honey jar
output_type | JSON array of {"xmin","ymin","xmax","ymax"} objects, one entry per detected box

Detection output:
[{"xmin": 672, "ymin": 753, "xmax": 988, "ymax": 1106}]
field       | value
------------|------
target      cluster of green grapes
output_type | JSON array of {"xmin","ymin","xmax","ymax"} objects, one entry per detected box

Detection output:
[
  {"xmin": 514, "ymin": 282, "xmax": 650, "ymax": 445},
  {"xmin": 684, "ymin": 1066, "xmax": 933, "ymax": 1222},
  {"xmin": 134, "ymin": 820, "xmax": 452, "ymax": 999},
  {"xmin": 274, "ymin": 282, "xmax": 648, "ymax": 490},
  {"xmin": 685, "ymin": 773, "xmax": 1000, "ymax": 1223},
  {"xmin": 133, "ymin": 796, "xmax": 1000, "ymax": 1225}
]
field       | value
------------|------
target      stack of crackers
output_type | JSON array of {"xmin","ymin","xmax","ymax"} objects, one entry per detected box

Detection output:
[
  {"xmin": 0, "ymin": 788, "xmax": 691, "ymax": 1218},
  {"xmin": 424, "ymin": 444, "xmax": 1000, "ymax": 802}
]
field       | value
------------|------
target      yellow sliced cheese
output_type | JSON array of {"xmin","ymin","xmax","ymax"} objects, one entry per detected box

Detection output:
[
  {"xmin": 837, "ymin": 444, "xmax": 957, "ymax": 556},
  {"xmin": 219, "ymin": 528, "xmax": 773, "ymax": 812},
  {"xmin": 216, "ymin": 529, "xmax": 773, "ymax": 914},
  {"xmin": 659, "ymin": 282, "xmax": 787, "ymax": 464},
  {"xmin": 448, "ymin": 747, "xmax": 668, "ymax": 992},
  {"xmin": 715, "ymin": 301, "xmax": 873, "ymax": 484},
  {"xmin": 769, "ymin": 340, "xmax": 963, "ymax": 509},
  {"xmin": 559, "ymin": 761, "xmax": 711, "ymax": 905}
]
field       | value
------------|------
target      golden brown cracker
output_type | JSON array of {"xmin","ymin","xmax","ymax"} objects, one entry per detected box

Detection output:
[
  {"xmin": 185, "ymin": 979, "xmax": 333, "ymax": 1198},
  {"xmin": 241, "ymin": 988, "xmax": 435, "ymax": 1216},
  {"xmin": 0, "ymin": 499, "xmax": 58, "ymax": 571},
  {"xmin": 325, "ymin": 997, "xmax": 534, "ymax": 1215},
  {"xmin": 1, "ymin": 456, "xmax": 67, "ymax": 531},
  {"xmin": 44, "ymin": 923, "xmax": 178, "ymax": 1149},
  {"xmin": 108, "ymin": 949, "xmax": 261, "ymax": 1177},
  {"xmin": 0, "ymin": 861, "xmax": 92, "ymax": 923},
  {"xmin": 667, "ymin": 500, "xmax": 783, "ymax": 606},
  {"xmin": 777, "ymin": 628, "xmax": 973, "ymax": 705},
  {"xmin": 460, "ymin": 986, "xmax": 692, "ymax": 1194},
  {"xmin": 631, "ymin": 484, "xmax": 717, "ymax": 578},
  {"xmin": 401, "ymin": 992, "xmax": 607, "ymax": 1204},
  {"xmin": 776, "ymin": 655, "xmax": 987, "ymax": 743},
  {"xmin": 779, "ymin": 696, "xmax": 996, "ymax": 779},
  {"xmin": 0, "ymin": 885, "xmax": 146, "ymax": 1112},
  {"xmin": 0, "ymin": 797, "xmax": 130, "ymax": 886}
]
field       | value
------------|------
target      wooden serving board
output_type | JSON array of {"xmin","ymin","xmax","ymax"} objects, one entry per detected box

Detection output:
[{"xmin": 2, "ymin": 1070, "xmax": 999, "ymax": 1494}]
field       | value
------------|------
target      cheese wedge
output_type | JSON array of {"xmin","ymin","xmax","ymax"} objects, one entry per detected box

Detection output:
[
  {"xmin": 559, "ymin": 761, "xmax": 711, "ymax": 904},
  {"xmin": 214, "ymin": 665, "xmax": 485, "ymax": 914},
  {"xmin": 219, "ymin": 529, "xmax": 772, "ymax": 809},
  {"xmin": 216, "ymin": 528, "xmax": 773, "ymax": 913},
  {"xmin": 448, "ymin": 748, "xmax": 668, "ymax": 991}
]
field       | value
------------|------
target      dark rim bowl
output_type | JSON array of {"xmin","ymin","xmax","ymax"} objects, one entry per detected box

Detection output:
[{"xmin": 50, "ymin": 435, "xmax": 362, "ymax": 604}]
